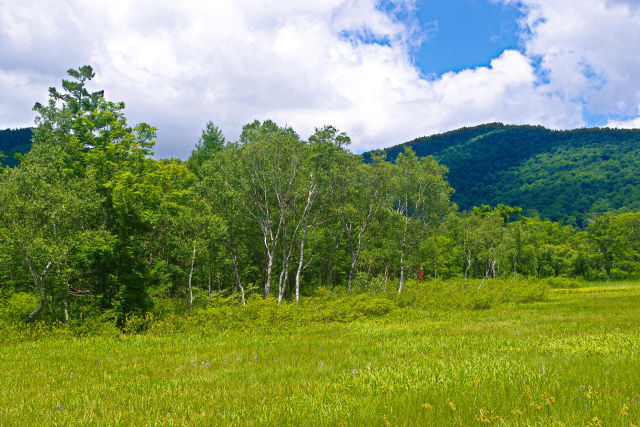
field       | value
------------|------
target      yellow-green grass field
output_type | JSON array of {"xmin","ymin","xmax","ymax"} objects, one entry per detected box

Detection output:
[{"xmin": 1, "ymin": 282, "xmax": 640, "ymax": 425}]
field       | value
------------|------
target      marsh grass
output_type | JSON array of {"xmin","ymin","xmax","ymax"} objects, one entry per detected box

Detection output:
[{"xmin": 1, "ymin": 280, "xmax": 639, "ymax": 425}]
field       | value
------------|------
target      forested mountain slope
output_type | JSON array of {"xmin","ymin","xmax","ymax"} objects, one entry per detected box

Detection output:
[
  {"xmin": 0, "ymin": 128, "xmax": 33, "ymax": 167},
  {"xmin": 367, "ymin": 124, "xmax": 640, "ymax": 227}
]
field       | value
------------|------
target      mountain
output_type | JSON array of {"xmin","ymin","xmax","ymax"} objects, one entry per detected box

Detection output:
[
  {"xmin": 0, "ymin": 127, "xmax": 33, "ymax": 167},
  {"xmin": 365, "ymin": 123, "xmax": 640, "ymax": 227}
]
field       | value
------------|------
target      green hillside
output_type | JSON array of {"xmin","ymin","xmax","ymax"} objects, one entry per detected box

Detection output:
[
  {"xmin": 368, "ymin": 124, "xmax": 640, "ymax": 227},
  {"xmin": 0, "ymin": 128, "xmax": 33, "ymax": 167}
]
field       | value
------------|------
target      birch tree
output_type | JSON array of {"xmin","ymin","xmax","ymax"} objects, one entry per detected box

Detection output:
[
  {"xmin": 473, "ymin": 209, "xmax": 506, "ymax": 288},
  {"xmin": 390, "ymin": 148, "xmax": 452, "ymax": 293},
  {"xmin": 451, "ymin": 212, "xmax": 481, "ymax": 288},
  {"xmin": 335, "ymin": 153, "xmax": 391, "ymax": 292},
  {"xmin": 292, "ymin": 126, "xmax": 352, "ymax": 302},
  {"xmin": 0, "ymin": 142, "xmax": 106, "ymax": 321},
  {"xmin": 235, "ymin": 121, "xmax": 302, "ymax": 297},
  {"xmin": 199, "ymin": 146, "xmax": 251, "ymax": 304}
]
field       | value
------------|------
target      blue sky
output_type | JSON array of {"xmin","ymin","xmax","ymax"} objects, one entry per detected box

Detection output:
[
  {"xmin": 413, "ymin": 0, "xmax": 523, "ymax": 75},
  {"xmin": 1, "ymin": 0, "xmax": 640, "ymax": 156}
]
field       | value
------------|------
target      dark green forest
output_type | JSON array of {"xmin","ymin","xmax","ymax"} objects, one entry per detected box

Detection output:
[
  {"xmin": 0, "ymin": 127, "xmax": 32, "ymax": 167},
  {"xmin": 367, "ymin": 123, "xmax": 640, "ymax": 226},
  {"xmin": 1, "ymin": 67, "xmax": 640, "ymax": 326}
]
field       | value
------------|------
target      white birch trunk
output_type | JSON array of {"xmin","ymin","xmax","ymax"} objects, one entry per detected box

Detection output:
[
  {"xmin": 188, "ymin": 242, "xmax": 196, "ymax": 309},
  {"xmin": 278, "ymin": 182, "xmax": 315, "ymax": 303},
  {"xmin": 347, "ymin": 256, "xmax": 358, "ymax": 292},
  {"xmin": 464, "ymin": 260, "xmax": 469, "ymax": 288},
  {"xmin": 278, "ymin": 257, "xmax": 288, "ymax": 304},
  {"xmin": 478, "ymin": 260, "xmax": 494, "ymax": 290},
  {"xmin": 463, "ymin": 243, "xmax": 471, "ymax": 289},
  {"xmin": 398, "ymin": 213, "xmax": 408, "ymax": 294},
  {"xmin": 398, "ymin": 259, "xmax": 405, "ymax": 293},
  {"xmin": 295, "ymin": 220, "xmax": 309, "ymax": 304},
  {"xmin": 232, "ymin": 253, "xmax": 246, "ymax": 305},
  {"xmin": 27, "ymin": 260, "xmax": 52, "ymax": 322},
  {"xmin": 265, "ymin": 251, "xmax": 274, "ymax": 296}
]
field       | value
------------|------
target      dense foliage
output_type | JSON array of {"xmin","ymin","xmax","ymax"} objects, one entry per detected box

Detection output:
[
  {"xmin": 1, "ymin": 67, "xmax": 640, "ymax": 326},
  {"xmin": 0, "ymin": 127, "xmax": 32, "ymax": 167},
  {"xmin": 370, "ymin": 123, "xmax": 640, "ymax": 226}
]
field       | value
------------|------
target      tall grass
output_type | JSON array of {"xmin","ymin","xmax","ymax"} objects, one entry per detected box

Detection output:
[{"xmin": 1, "ymin": 279, "xmax": 639, "ymax": 425}]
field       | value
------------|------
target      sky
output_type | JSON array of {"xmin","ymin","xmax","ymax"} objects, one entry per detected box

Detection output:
[{"xmin": 1, "ymin": 0, "xmax": 640, "ymax": 157}]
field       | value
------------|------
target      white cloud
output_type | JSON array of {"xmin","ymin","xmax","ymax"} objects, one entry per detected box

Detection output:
[
  {"xmin": 0, "ymin": 0, "xmax": 639, "ymax": 157},
  {"xmin": 606, "ymin": 110, "xmax": 640, "ymax": 128},
  {"xmin": 0, "ymin": 69, "xmax": 44, "ymax": 126},
  {"xmin": 504, "ymin": 0, "xmax": 640, "ymax": 121}
]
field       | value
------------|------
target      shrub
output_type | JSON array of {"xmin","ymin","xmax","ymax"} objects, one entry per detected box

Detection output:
[
  {"xmin": 467, "ymin": 292, "xmax": 493, "ymax": 310},
  {"xmin": 150, "ymin": 297, "xmax": 182, "ymax": 318},
  {"xmin": 122, "ymin": 312, "xmax": 154, "ymax": 334},
  {"xmin": 0, "ymin": 276, "xmax": 551, "ymax": 340},
  {"xmin": 67, "ymin": 311, "xmax": 121, "ymax": 338},
  {"xmin": 610, "ymin": 268, "xmax": 629, "ymax": 281},
  {"xmin": 0, "ymin": 292, "xmax": 38, "ymax": 324},
  {"xmin": 390, "ymin": 278, "xmax": 548, "ymax": 311}
]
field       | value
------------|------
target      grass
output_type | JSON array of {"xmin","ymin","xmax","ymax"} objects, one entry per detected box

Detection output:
[{"xmin": 1, "ymin": 281, "xmax": 640, "ymax": 425}]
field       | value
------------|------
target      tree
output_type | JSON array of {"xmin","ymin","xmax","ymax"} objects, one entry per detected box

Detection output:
[
  {"xmin": 451, "ymin": 212, "xmax": 481, "ymax": 287},
  {"xmin": 293, "ymin": 126, "xmax": 352, "ymax": 302},
  {"xmin": 390, "ymin": 148, "xmax": 452, "ymax": 292},
  {"xmin": 335, "ymin": 152, "xmax": 391, "ymax": 292},
  {"xmin": 0, "ymin": 138, "xmax": 107, "ymax": 321},
  {"xmin": 178, "ymin": 194, "xmax": 226, "ymax": 308},
  {"xmin": 29, "ymin": 65, "xmax": 159, "ymax": 320},
  {"xmin": 475, "ymin": 210, "xmax": 507, "ymax": 287},
  {"xmin": 199, "ymin": 146, "xmax": 253, "ymax": 303},
  {"xmin": 236, "ymin": 121, "xmax": 303, "ymax": 298},
  {"xmin": 187, "ymin": 121, "xmax": 226, "ymax": 176},
  {"xmin": 586, "ymin": 214, "xmax": 622, "ymax": 279}
]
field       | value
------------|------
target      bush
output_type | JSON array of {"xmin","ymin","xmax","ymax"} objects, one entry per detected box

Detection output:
[
  {"xmin": 353, "ymin": 273, "xmax": 389, "ymax": 295},
  {"xmin": 584, "ymin": 269, "xmax": 607, "ymax": 281},
  {"xmin": 467, "ymin": 292, "xmax": 493, "ymax": 310},
  {"xmin": 390, "ymin": 278, "xmax": 548, "ymax": 311},
  {"xmin": 150, "ymin": 297, "xmax": 183, "ymax": 318},
  {"xmin": 67, "ymin": 311, "xmax": 121, "ymax": 338},
  {"xmin": 610, "ymin": 268, "xmax": 629, "ymax": 281},
  {"xmin": 122, "ymin": 312, "xmax": 154, "ymax": 334},
  {"xmin": 0, "ymin": 276, "xmax": 551, "ymax": 340},
  {"xmin": 0, "ymin": 292, "xmax": 38, "ymax": 324},
  {"xmin": 305, "ymin": 294, "xmax": 395, "ymax": 322}
]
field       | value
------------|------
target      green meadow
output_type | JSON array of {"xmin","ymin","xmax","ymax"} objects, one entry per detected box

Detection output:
[{"xmin": 1, "ymin": 281, "xmax": 640, "ymax": 426}]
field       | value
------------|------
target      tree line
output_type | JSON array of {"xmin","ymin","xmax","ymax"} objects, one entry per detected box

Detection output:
[{"xmin": 1, "ymin": 67, "xmax": 639, "ymax": 324}]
